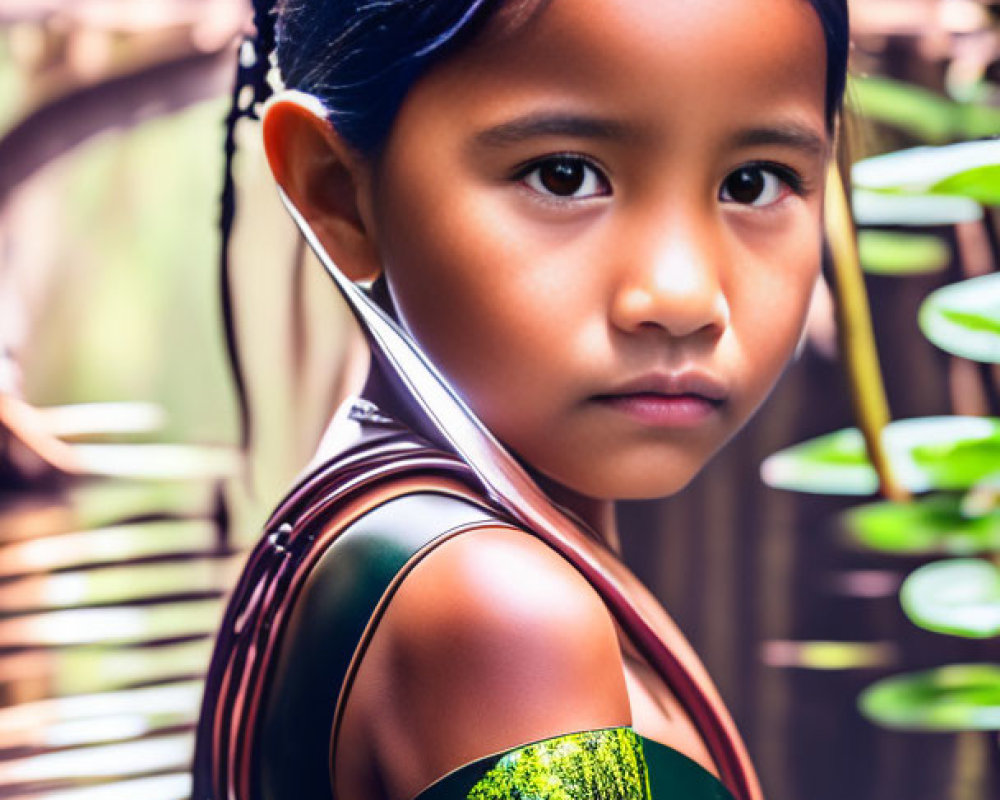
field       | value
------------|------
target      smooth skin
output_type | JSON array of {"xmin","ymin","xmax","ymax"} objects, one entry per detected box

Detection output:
[{"xmin": 263, "ymin": 0, "xmax": 830, "ymax": 798}]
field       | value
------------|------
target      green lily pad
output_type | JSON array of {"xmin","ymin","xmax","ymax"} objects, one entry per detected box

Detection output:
[
  {"xmin": 761, "ymin": 416, "xmax": 1000, "ymax": 495},
  {"xmin": 852, "ymin": 189, "xmax": 982, "ymax": 227},
  {"xmin": 901, "ymin": 559, "xmax": 1000, "ymax": 638},
  {"xmin": 844, "ymin": 494, "xmax": 1000, "ymax": 555},
  {"xmin": 931, "ymin": 164, "xmax": 1000, "ymax": 206},
  {"xmin": 858, "ymin": 231, "xmax": 950, "ymax": 275},
  {"xmin": 911, "ymin": 440, "xmax": 1000, "ymax": 491},
  {"xmin": 761, "ymin": 427, "xmax": 879, "ymax": 495},
  {"xmin": 859, "ymin": 664, "xmax": 1000, "ymax": 731},
  {"xmin": 853, "ymin": 140, "xmax": 1000, "ymax": 198},
  {"xmin": 848, "ymin": 76, "xmax": 1000, "ymax": 144},
  {"xmin": 920, "ymin": 273, "xmax": 1000, "ymax": 363}
]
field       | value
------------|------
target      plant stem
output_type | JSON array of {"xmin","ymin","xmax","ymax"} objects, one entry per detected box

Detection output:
[
  {"xmin": 950, "ymin": 730, "xmax": 988, "ymax": 800},
  {"xmin": 824, "ymin": 162, "xmax": 910, "ymax": 502}
]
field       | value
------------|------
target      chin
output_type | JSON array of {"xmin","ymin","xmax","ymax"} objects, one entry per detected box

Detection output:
[
  {"xmin": 510, "ymin": 429, "xmax": 724, "ymax": 504},
  {"xmin": 554, "ymin": 455, "xmax": 710, "ymax": 503},
  {"xmin": 604, "ymin": 470, "xmax": 701, "ymax": 501}
]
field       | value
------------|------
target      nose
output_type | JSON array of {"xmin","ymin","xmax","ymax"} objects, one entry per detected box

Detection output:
[{"xmin": 608, "ymin": 217, "xmax": 730, "ymax": 340}]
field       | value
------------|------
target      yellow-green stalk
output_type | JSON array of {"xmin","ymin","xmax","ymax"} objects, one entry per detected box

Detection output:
[{"xmin": 825, "ymin": 162, "xmax": 910, "ymax": 502}]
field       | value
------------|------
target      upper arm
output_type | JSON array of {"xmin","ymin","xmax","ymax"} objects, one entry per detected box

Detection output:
[{"xmin": 337, "ymin": 526, "xmax": 632, "ymax": 800}]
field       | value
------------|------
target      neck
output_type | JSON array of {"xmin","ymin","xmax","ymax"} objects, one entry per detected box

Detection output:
[
  {"xmin": 360, "ymin": 359, "xmax": 622, "ymax": 555},
  {"xmin": 529, "ymin": 470, "xmax": 621, "ymax": 555}
]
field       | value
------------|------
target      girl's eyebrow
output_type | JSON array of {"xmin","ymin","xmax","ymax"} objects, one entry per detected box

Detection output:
[
  {"xmin": 472, "ymin": 114, "xmax": 828, "ymax": 160},
  {"xmin": 472, "ymin": 112, "xmax": 641, "ymax": 148},
  {"xmin": 728, "ymin": 123, "xmax": 829, "ymax": 159}
]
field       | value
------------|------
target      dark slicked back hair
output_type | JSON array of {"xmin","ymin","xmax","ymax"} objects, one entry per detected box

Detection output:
[{"xmin": 220, "ymin": 0, "xmax": 850, "ymax": 448}]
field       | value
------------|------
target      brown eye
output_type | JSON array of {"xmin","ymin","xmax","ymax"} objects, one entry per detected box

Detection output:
[
  {"xmin": 540, "ymin": 159, "xmax": 584, "ymax": 195},
  {"xmin": 719, "ymin": 166, "xmax": 787, "ymax": 206},
  {"xmin": 522, "ymin": 156, "xmax": 608, "ymax": 199}
]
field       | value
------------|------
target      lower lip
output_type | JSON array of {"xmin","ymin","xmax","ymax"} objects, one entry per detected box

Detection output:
[{"xmin": 595, "ymin": 393, "xmax": 721, "ymax": 427}]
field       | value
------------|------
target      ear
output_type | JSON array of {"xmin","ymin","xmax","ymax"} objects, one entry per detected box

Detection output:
[{"xmin": 262, "ymin": 91, "xmax": 381, "ymax": 282}]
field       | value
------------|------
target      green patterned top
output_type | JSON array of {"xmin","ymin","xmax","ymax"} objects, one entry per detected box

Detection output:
[
  {"xmin": 414, "ymin": 727, "xmax": 734, "ymax": 800},
  {"xmin": 251, "ymin": 486, "xmax": 740, "ymax": 800}
]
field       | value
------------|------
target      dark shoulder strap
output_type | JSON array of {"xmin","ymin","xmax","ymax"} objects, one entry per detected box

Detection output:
[
  {"xmin": 195, "ymin": 424, "xmax": 758, "ymax": 800},
  {"xmin": 192, "ymin": 430, "xmax": 505, "ymax": 800},
  {"xmin": 257, "ymin": 487, "xmax": 513, "ymax": 800}
]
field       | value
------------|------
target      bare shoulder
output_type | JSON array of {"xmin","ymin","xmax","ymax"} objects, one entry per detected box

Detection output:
[
  {"xmin": 339, "ymin": 526, "xmax": 631, "ymax": 800},
  {"xmin": 383, "ymin": 525, "xmax": 633, "ymax": 734},
  {"xmin": 388, "ymin": 526, "xmax": 626, "ymax": 673}
]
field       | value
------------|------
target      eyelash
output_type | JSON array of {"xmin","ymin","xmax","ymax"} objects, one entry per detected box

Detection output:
[
  {"xmin": 725, "ymin": 161, "xmax": 808, "ymax": 202},
  {"xmin": 511, "ymin": 155, "xmax": 808, "ymax": 206},
  {"xmin": 770, "ymin": 164, "xmax": 807, "ymax": 195},
  {"xmin": 511, "ymin": 153, "xmax": 611, "ymax": 203}
]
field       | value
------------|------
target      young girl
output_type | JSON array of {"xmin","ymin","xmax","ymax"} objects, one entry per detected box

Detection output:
[{"xmin": 195, "ymin": 1, "xmax": 849, "ymax": 799}]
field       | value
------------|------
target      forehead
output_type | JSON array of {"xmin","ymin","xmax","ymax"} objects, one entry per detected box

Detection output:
[{"xmin": 399, "ymin": 0, "xmax": 828, "ymax": 143}]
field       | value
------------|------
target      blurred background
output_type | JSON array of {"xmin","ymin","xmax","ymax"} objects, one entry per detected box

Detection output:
[{"xmin": 0, "ymin": 1, "xmax": 998, "ymax": 798}]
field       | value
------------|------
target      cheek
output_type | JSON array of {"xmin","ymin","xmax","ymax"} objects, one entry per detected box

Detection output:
[
  {"xmin": 376, "ymin": 204, "xmax": 542, "ymax": 408},
  {"xmin": 376, "ymin": 178, "xmax": 600, "ymax": 394},
  {"xmin": 731, "ymin": 230, "xmax": 821, "ymax": 394}
]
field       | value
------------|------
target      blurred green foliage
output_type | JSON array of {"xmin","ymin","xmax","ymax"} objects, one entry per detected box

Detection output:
[
  {"xmin": 845, "ymin": 494, "xmax": 1000, "ymax": 556},
  {"xmin": 849, "ymin": 75, "xmax": 1000, "ymax": 144},
  {"xmin": 901, "ymin": 559, "xmax": 1000, "ymax": 639},
  {"xmin": 858, "ymin": 231, "xmax": 950, "ymax": 276},
  {"xmin": 21, "ymin": 97, "xmax": 237, "ymax": 444},
  {"xmin": 860, "ymin": 664, "xmax": 1000, "ymax": 731},
  {"xmin": 764, "ymin": 62, "xmax": 1000, "ymax": 738}
]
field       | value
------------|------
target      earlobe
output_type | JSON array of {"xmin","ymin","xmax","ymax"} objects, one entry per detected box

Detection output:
[{"xmin": 261, "ymin": 91, "xmax": 382, "ymax": 282}]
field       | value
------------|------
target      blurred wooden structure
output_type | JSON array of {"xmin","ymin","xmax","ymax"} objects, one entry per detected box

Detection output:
[
  {"xmin": 0, "ymin": 1, "xmax": 243, "ymax": 790},
  {"xmin": 0, "ymin": 0, "xmax": 241, "ymax": 486}
]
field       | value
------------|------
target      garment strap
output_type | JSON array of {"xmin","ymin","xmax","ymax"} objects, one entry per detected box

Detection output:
[
  {"xmin": 192, "ymin": 431, "xmax": 499, "ymax": 800},
  {"xmin": 261, "ymin": 483, "xmax": 517, "ymax": 799},
  {"xmin": 193, "ymin": 428, "xmax": 760, "ymax": 800}
]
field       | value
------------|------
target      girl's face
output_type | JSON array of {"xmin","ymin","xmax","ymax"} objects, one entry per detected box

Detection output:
[{"xmin": 366, "ymin": 0, "xmax": 830, "ymax": 502}]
